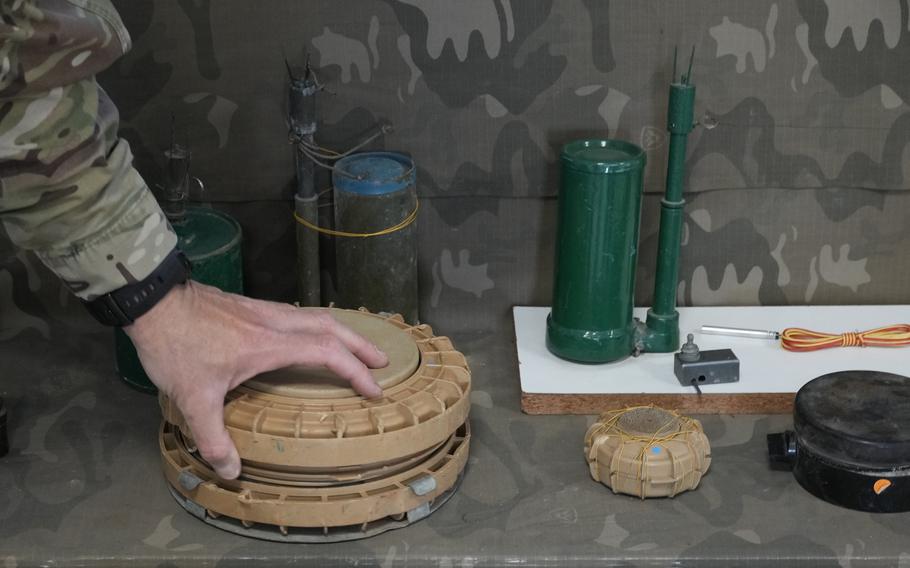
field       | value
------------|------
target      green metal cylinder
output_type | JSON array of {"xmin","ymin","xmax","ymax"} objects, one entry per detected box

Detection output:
[
  {"xmin": 546, "ymin": 140, "xmax": 646, "ymax": 363},
  {"xmin": 333, "ymin": 152, "xmax": 418, "ymax": 324},
  {"xmin": 114, "ymin": 206, "xmax": 243, "ymax": 393},
  {"xmin": 642, "ymin": 82, "xmax": 695, "ymax": 354}
]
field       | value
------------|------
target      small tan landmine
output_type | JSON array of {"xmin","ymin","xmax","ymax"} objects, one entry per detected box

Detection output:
[{"xmin": 584, "ymin": 405, "xmax": 711, "ymax": 499}]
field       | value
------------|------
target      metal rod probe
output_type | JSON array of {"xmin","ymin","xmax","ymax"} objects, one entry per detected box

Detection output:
[{"xmin": 700, "ymin": 326, "xmax": 780, "ymax": 340}]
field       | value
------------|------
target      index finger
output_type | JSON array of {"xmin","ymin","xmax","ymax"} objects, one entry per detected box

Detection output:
[
  {"xmin": 286, "ymin": 310, "xmax": 390, "ymax": 370},
  {"xmin": 178, "ymin": 390, "xmax": 242, "ymax": 480}
]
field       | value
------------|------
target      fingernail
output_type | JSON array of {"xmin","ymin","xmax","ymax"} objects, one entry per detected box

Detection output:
[
  {"xmin": 374, "ymin": 344, "xmax": 387, "ymax": 358},
  {"xmin": 217, "ymin": 459, "xmax": 241, "ymax": 480}
]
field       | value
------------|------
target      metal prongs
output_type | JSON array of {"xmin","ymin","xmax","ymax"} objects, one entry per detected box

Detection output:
[
  {"xmin": 684, "ymin": 45, "xmax": 695, "ymax": 84},
  {"xmin": 674, "ymin": 44, "xmax": 696, "ymax": 84}
]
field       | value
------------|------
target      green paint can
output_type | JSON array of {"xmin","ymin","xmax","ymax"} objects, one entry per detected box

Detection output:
[
  {"xmin": 546, "ymin": 140, "xmax": 646, "ymax": 363},
  {"xmin": 114, "ymin": 206, "xmax": 243, "ymax": 393}
]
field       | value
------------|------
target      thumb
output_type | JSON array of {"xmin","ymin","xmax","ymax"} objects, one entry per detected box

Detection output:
[{"xmin": 180, "ymin": 391, "xmax": 241, "ymax": 480}]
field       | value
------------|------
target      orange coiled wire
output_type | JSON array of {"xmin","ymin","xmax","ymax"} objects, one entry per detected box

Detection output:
[{"xmin": 780, "ymin": 324, "xmax": 910, "ymax": 352}]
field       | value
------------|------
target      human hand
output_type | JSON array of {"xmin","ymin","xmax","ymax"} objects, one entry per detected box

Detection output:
[{"xmin": 124, "ymin": 281, "xmax": 388, "ymax": 479}]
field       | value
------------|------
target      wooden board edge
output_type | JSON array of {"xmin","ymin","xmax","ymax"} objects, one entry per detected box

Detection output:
[{"xmin": 520, "ymin": 392, "xmax": 795, "ymax": 415}]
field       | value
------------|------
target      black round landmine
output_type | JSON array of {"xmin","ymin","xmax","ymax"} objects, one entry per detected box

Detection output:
[{"xmin": 768, "ymin": 370, "xmax": 910, "ymax": 513}]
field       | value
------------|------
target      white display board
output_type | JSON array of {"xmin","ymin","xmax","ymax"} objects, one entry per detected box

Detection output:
[{"xmin": 515, "ymin": 305, "xmax": 910, "ymax": 397}]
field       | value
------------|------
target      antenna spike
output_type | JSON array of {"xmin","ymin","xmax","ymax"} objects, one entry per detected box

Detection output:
[{"xmin": 685, "ymin": 45, "xmax": 695, "ymax": 84}]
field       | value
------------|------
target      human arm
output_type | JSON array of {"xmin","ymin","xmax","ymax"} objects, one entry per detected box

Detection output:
[{"xmin": 0, "ymin": 1, "xmax": 386, "ymax": 480}]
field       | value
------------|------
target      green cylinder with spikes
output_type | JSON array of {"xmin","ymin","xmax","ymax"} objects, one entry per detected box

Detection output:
[{"xmin": 640, "ymin": 80, "xmax": 695, "ymax": 353}]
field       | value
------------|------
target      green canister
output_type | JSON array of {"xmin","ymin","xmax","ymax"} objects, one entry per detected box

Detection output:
[
  {"xmin": 114, "ymin": 206, "xmax": 243, "ymax": 393},
  {"xmin": 546, "ymin": 140, "xmax": 646, "ymax": 363}
]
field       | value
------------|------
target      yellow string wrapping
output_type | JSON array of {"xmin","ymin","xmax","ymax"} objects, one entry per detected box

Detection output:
[
  {"xmin": 293, "ymin": 198, "xmax": 419, "ymax": 238},
  {"xmin": 585, "ymin": 405, "xmax": 703, "ymax": 498},
  {"xmin": 587, "ymin": 406, "xmax": 699, "ymax": 451}
]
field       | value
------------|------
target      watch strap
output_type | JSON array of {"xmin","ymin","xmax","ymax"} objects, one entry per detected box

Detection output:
[{"xmin": 84, "ymin": 248, "xmax": 191, "ymax": 326}]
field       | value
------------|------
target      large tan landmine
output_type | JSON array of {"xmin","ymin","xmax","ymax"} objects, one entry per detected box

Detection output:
[{"xmin": 158, "ymin": 308, "xmax": 471, "ymax": 542}]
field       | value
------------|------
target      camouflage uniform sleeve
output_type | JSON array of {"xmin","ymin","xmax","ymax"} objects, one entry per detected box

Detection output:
[{"xmin": 0, "ymin": 0, "xmax": 177, "ymax": 301}]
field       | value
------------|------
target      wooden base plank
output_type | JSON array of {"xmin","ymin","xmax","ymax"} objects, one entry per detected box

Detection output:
[
  {"xmin": 520, "ymin": 391, "xmax": 795, "ymax": 415},
  {"xmin": 515, "ymin": 305, "xmax": 910, "ymax": 416}
]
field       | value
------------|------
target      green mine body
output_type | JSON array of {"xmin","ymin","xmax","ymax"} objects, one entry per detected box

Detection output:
[
  {"xmin": 546, "ymin": 140, "xmax": 646, "ymax": 363},
  {"xmin": 547, "ymin": 79, "xmax": 695, "ymax": 364},
  {"xmin": 641, "ymin": 82, "xmax": 695, "ymax": 354},
  {"xmin": 115, "ymin": 206, "xmax": 244, "ymax": 393}
]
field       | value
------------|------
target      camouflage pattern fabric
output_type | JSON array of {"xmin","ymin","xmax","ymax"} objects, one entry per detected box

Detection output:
[
  {"xmin": 3, "ymin": 1, "xmax": 910, "ymax": 565},
  {"xmin": 2, "ymin": 0, "xmax": 909, "ymax": 335},
  {"xmin": 0, "ymin": 0, "xmax": 176, "ymax": 301}
]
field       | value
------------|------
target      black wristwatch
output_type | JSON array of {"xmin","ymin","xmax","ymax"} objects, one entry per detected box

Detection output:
[{"xmin": 84, "ymin": 248, "xmax": 192, "ymax": 326}]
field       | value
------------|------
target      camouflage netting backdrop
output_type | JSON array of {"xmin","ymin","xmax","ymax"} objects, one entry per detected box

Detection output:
[{"xmin": 2, "ymin": 0, "xmax": 909, "ymax": 337}]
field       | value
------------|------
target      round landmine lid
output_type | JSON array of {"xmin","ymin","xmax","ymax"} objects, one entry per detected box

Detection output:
[
  {"xmin": 794, "ymin": 370, "xmax": 910, "ymax": 468},
  {"xmin": 584, "ymin": 406, "xmax": 711, "ymax": 498},
  {"xmin": 159, "ymin": 309, "xmax": 472, "ymax": 470},
  {"xmin": 244, "ymin": 309, "xmax": 420, "ymax": 399}
]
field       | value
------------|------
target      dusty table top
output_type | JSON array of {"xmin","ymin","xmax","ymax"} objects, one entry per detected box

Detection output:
[{"xmin": 2, "ymin": 323, "xmax": 909, "ymax": 567}]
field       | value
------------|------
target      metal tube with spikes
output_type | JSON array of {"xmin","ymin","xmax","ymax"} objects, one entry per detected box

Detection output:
[{"xmin": 640, "ymin": 46, "xmax": 696, "ymax": 353}]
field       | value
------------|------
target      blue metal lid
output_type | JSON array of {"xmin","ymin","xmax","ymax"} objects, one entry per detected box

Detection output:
[{"xmin": 333, "ymin": 152, "xmax": 416, "ymax": 195}]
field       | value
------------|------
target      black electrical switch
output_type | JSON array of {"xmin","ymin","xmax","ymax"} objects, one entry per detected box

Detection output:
[{"xmin": 674, "ymin": 334, "xmax": 739, "ymax": 390}]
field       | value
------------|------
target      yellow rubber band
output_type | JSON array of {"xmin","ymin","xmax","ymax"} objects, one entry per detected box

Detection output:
[{"xmin": 293, "ymin": 198, "xmax": 419, "ymax": 238}]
